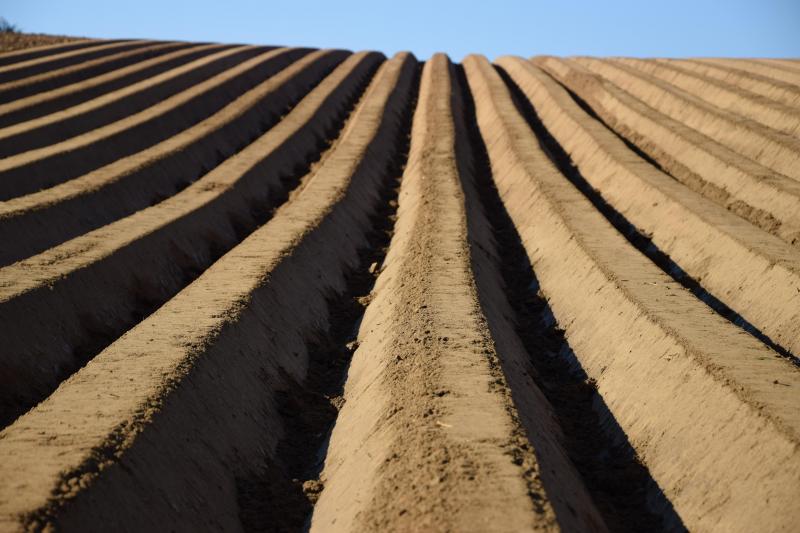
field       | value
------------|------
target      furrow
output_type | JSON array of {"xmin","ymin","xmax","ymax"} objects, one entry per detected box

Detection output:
[
  {"xmin": 0, "ymin": 40, "xmax": 194, "ymax": 122},
  {"xmin": 501, "ymin": 57, "xmax": 800, "ymax": 358},
  {"xmin": 0, "ymin": 50, "xmax": 411, "ymax": 532},
  {"xmin": 575, "ymin": 57, "xmax": 800, "ymax": 181},
  {"xmin": 0, "ymin": 43, "xmax": 263, "ymax": 161},
  {"xmin": 0, "ymin": 49, "xmax": 346, "ymax": 266},
  {"xmin": 0, "ymin": 45, "xmax": 291, "ymax": 199},
  {"xmin": 0, "ymin": 39, "xmax": 100, "ymax": 67},
  {"xmin": 0, "ymin": 41, "xmax": 164, "ymax": 105},
  {"xmin": 665, "ymin": 58, "xmax": 800, "ymax": 108},
  {"xmin": 237, "ymin": 51, "xmax": 416, "ymax": 532},
  {"xmin": 314, "ymin": 54, "xmax": 597, "ymax": 533},
  {"xmin": 700, "ymin": 58, "xmax": 800, "ymax": 86},
  {"xmin": 760, "ymin": 59, "xmax": 800, "ymax": 66},
  {"xmin": 616, "ymin": 57, "xmax": 800, "ymax": 136},
  {"xmin": 0, "ymin": 51, "xmax": 380, "ymax": 428},
  {"xmin": 755, "ymin": 58, "xmax": 800, "ymax": 76},
  {"xmin": 0, "ymin": 42, "xmax": 230, "ymax": 126},
  {"xmin": 464, "ymin": 56, "xmax": 679, "ymax": 532},
  {"xmin": 475, "ymin": 53, "xmax": 800, "ymax": 533},
  {"xmin": 0, "ymin": 39, "xmax": 132, "ymax": 83},
  {"xmin": 535, "ymin": 56, "xmax": 800, "ymax": 246}
]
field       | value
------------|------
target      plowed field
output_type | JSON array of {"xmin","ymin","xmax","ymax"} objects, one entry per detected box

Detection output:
[{"xmin": 0, "ymin": 39, "xmax": 798, "ymax": 532}]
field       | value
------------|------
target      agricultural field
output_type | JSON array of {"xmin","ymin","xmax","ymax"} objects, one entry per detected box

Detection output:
[{"xmin": 0, "ymin": 37, "xmax": 798, "ymax": 532}]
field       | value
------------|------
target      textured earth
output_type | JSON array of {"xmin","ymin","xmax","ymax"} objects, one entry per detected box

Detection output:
[
  {"xmin": 0, "ymin": 38, "xmax": 798, "ymax": 532},
  {"xmin": 0, "ymin": 32, "xmax": 79, "ymax": 53}
]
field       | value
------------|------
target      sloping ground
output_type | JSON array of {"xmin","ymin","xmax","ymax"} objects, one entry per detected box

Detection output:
[
  {"xmin": 0, "ymin": 38, "xmax": 797, "ymax": 532},
  {"xmin": 0, "ymin": 32, "xmax": 81, "ymax": 54}
]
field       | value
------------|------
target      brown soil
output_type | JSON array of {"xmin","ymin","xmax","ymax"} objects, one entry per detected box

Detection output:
[
  {"xmin": 0, "ymin": 39, "xmax": 797, "ymax": 533},
  {"xmin": 0, "ymin": 32, "xmax": 82, "ymax": 54}
]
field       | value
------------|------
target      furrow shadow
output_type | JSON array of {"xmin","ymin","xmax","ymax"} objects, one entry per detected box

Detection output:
[
  {"xmin": 496, "ymin": 65, "xmax": 799, "ymax": 367},
  {"xmin": 237, "ymin": 60, "xmax": 418, "ymax": 533},
  {"xmin": 458, "ymin": 64, "xmax": 685, "ymax": 533}
]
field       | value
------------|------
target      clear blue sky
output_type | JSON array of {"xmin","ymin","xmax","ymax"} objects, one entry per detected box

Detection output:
[{"xmin": 2, "ymin": 0, "xmax": 798, "ymax": 61}]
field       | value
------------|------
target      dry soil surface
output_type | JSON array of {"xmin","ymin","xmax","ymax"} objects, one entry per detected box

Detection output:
[{"xmin": 0, "ymin": 39, "xmax": 798, "ymax": 532}]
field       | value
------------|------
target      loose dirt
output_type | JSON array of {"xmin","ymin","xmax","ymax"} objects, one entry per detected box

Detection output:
[{"xmin": 0, "ymin": 38, "xmax": 797, "ymax": 533}]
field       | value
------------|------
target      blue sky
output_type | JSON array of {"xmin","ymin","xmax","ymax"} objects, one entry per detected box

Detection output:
[{"xmin": 2, "ymin": 0, "xmax": 798, "ymax": 61}]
